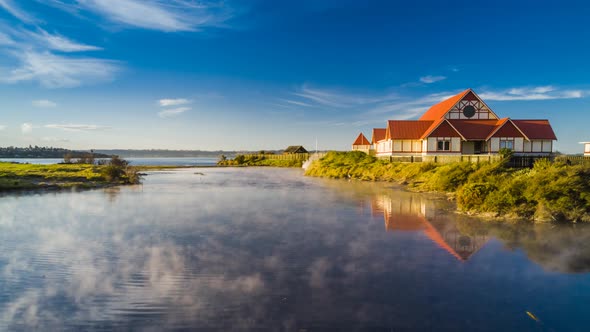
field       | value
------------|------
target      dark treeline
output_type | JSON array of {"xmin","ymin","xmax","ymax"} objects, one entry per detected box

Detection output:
[
  {"xmin": 0, "ymin": 146, "xmax": 110, "ymax": 159},
  {"xmin": 94, "ymin": 149, "xmax": 283, "ymax": 158}
]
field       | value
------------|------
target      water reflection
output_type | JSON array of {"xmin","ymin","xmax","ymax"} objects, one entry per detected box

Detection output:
[
  {"xmin": 0, "ymin": 168, "xmax": 589, "ymax": 331},
  {"xmin": 371, "ymin": 193, "xmax": 490, "ymax": 261}
]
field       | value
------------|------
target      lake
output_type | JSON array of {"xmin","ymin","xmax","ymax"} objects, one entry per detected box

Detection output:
[{"xmin": 1, "ymin": 168, "xmax": 589, "ymax": 331}]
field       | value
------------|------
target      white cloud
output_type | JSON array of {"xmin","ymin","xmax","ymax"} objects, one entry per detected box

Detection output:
[
  {"xmin": 21, "ymin": 123, "xmax": 33, "ymax": 134},
  {"xmin": 0, "ymin": 0, "xmax": 36, "ymax": 23},
  {"xmin": 278, "ymin": 99, "xmax": 314, "ymax": 107},
  {"xmin": 41, "ymin": 136, "xmax": 70, "ymax": 142},
  {"xmin": 293, "ymin": 85, "xmax": 398, "ymax": 108},
  {"xmin": 0, "ymin": 31, "xmax": 15, "ymax": 45},
  {"xmin": 158, "ymin": 98, "xmax": 191, "ymax": 107},
  {"xmin": 365, "ymin": 92, "xmax": 457, "ymax": 119},
  {"xmin": 419, "ymin": 75, "xmax": 446, "ymax": 84},
  {"xmin": 0, "ymin": 124, "xmax": 6, "ymax": 130},
  {"xmin": 158, "ymin": 107, "xmax": 191, "ymax": 118},
  {"xmin": 3, "ymin": 51, "xmax": 119, "ymax": 88},
  {"xmin": 70, "ymin": 0, "xmax": 234, "ymax": 32},
  {"xmin": 479, "ymin": 86, "xmax": 585, "ymax": 101},
  {"xmin": 32, "ymin": 99, "xmax": 58, "ymax": 108},
  {"xmin": 27, "ymin": 29, "xmax": 102, "ymax": 52},
  {"xmin": 45, "ymin": 124, "xmax": 111, "ymax": 131}
]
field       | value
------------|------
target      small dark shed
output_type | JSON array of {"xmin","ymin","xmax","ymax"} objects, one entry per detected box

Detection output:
[{"xmin": 283, "ymin": 145, "xmax": 308, "ymax": 154}]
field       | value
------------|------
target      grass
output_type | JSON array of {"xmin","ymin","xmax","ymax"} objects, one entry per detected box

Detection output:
[
  {"xmin": 305, "ymin": 151, "xmax": 590, "ymax": 223},
  {"xmin": 0, "ymin": 161, "xmax": 140, "ymax": 192},
  {"xmin": 217, "ymin": 155, "xmax": 303, "ymax": 167}
]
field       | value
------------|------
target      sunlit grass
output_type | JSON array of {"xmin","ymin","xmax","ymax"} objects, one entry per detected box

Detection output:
[
  {"xmin": 0, "ymin": 161, "xmax": 140, "ymax": 191},
  {"xmin": 305, "ymin": 151, "xmax": 590, "ymax": 223}
]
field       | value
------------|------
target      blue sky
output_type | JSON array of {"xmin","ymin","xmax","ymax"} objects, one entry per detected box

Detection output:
[{"xmin": 0, "ymin": 0, "xmax": 589, "ymax": 152}]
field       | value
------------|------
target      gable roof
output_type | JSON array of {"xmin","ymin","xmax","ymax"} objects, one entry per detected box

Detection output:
[
  {"xmin": 386, "ymin": 120, "xmax": 433, "ymax": 139},
  {"xmin": 419, "ymin": 88, "xmax": 499, "ymax": 121},
  {"xmin": 284, "ymin": 145, "xmax": 308, "ymax": 153},
  {"xmin": 419, "ymin": 89, "xmax": 471, "ymax": 121},
  {"xmin": 352, "ymin": 133, "xmax": 370, "ymax": 145},
  {"xmin": 371, "ymin": 128, "xmax": 386, "ymax": 143},
  {"xmin": 486, "ymin": 118, "xmax": 528, "ymax": 140},
  {"xmin": 447, "ymin": 119, "xmax": 500, "ymax": 140},
  {"xmin": 511, "ymin": 120, "xmax": 557, "ymax": 140},
  {"xmin": 420, "ymin": 118, "xmax": 465, "ymax": 140}
]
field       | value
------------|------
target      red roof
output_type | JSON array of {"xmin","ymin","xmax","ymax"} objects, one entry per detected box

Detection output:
[
  {"xmin": 371, "ymin": 128, "xmax": 386, "ymax": 143},
  {"xmin": 387, "ymin": 120, "xmax": 433, "ymax": 139},
  {"xmin": 352, "ymin": 132, "xmax": 370, "ymax": 145},
  {"xmin": 419, "ymin": 89, "xmax": 471, "ymax": 121},
  {"xmin": 448, "ymin": 119, "xmax": 502, "ymax": 140},
  {"xmin": 512, "ymin": 120, "xmax": 557, "ymax": 140}
]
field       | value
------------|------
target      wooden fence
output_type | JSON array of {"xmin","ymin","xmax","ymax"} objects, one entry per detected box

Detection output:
[
  {"xmin": 554, "ymin": 155, "xmax": 590, "ymax": 165},
  {"xmin": 242, "ymin": 153, "xmax": 310, "ymax": 161},
  {"xmin": 383, "ymin": 154, "xmax": 503, "ymax": 164},
  {"xmin": 382, "ymin": 154, "xmax": 567, "ymax": 168}
]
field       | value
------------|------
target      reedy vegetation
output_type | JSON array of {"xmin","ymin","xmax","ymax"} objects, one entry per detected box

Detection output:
[
  {"xmin": 305, "ymin": 151, "xmax": 590, "ymax": 223},
  {"xmin": 217, "ymin": 154, "xmax": 303, "ymax": 167},
  {"xmin": 0, "ymin": 156, "xmax": 141, "ymax": 191}
]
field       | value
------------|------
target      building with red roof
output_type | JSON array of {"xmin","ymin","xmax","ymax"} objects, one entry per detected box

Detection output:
[
  {"xmin": 351, "ymin": 132, "xmax": 371, "ymax": 154},
  {"xmin": 353, "ymin": 88, "xmax": 557, "ymax": 157}
]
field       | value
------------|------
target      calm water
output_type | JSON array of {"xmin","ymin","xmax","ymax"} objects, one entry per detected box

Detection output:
[
  {"xmin": 0, "ymin": 157, "xmax": 217, "ymax": 166},
  {"xmin": 1, "ymin": 168, "xmax": 589, "ymax": 331}
]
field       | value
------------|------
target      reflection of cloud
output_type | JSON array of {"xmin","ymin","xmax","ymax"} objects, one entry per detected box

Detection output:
[{"xmin": 1, "ymin": 168, "xmax": 587, "ymax": 330}]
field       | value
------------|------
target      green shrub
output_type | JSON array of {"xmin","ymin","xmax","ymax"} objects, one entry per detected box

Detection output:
[
  {"xmin": 457, "ymin": 183, "xmax": 497, "ymax": 211},
  {"xmin": 305, "ymin": 151, "xmax": 590, "ymax": 223}
]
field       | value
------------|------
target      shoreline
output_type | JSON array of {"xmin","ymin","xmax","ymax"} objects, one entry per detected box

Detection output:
[
  {"xmin": 304, "ymin": 151, "xmax": 590, "ymax": 224},
  {"xmin": 0, "ymin": 161, "xmax": 140, "ymax": 193}
]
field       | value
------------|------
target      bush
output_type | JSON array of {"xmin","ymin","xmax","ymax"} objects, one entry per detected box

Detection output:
[
  {"xmin": 457, "ymin": 183, "xmax": 497, "ymax": 211},
  {"xmin": 100, "ymin": 156, "xmax": 140, "ymax": 184},
  {"xmin": 305, "ymin": 151, "xmax": 590, "ymax": 223}
]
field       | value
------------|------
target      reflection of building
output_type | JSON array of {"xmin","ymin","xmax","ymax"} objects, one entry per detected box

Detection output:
[{"xmin": 371, "ymin": 194, "xmax": 489, "ymax": 261}]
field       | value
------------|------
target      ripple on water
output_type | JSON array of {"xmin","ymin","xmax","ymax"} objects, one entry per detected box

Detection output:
[{"xmin": 0, "ymin": 168, "xmax": 590, "ymax": 331}]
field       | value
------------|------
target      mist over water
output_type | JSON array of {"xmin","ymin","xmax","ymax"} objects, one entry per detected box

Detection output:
[{"xmin": 1, "ymin": 168, "xmax": 589, "ymax": 331}]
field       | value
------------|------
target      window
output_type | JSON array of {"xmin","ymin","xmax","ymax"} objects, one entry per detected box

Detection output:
[
  {"xmin": 437, "ymin": 138, "xmax": 451, "ymax": 151},
  {"xmin": 500, "ymin": 138, "xmax": 514, "ymax": 150}
]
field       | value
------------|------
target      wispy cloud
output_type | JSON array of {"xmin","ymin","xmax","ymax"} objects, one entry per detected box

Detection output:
[
  {"xmin": 0, "ymin": 124, "xmax": 6, "ymax": 130},
  {"xmin": 3, "ymin": 51, "xmax": 119, "ymax": 88},
  {"xmin": 158, "ymin": 98, "xmax": 191, "ymax": 107},
  {"xmin": 278, "ymin": 99, "xmax": 314, "ymax": 107},
  {"xmin": 45, "ymin": 124, "xmax": 111, "ymax": 131},
  {"xmin": 0, "ymin": 0, "xmax": 36, "ymax": 23},
  {"xmin": 419, "ymin": 75, "xmax": 446, "ymax": 84},
  {"xmin": 32, "ymin": 99, "xmax": 58, "ymax": 108},
  {"xmin": 0, "ymin": 11, "xmax": 115, "ymax": 89},
  {"xmin": 21, "ymin": 123, "xmax": 33, "ymax": 134},
  {"xmin": 56, "ymin": 0, "xmax": 235, "ymax": 32},
  {"xmin": 0, "ymin": 31, "xmax": 15, "ymax": 45},
  {"xmin": 41, "ymin": 136, "xmax": 70, "ymax": 142},
  {"xmin": 292, "ymin": 85, "xmax": 398, "ymax": 108},
  {"xmin": 365, "ymin": 92, "xmax": 456, "ymax": 119},
  {"xmin": 158, "ymin": 107, "xmax": 191, "ymax": 118},
  {"xmin": 479, "ymin": 86, "xmax": 585, "ymax": 101},
  {"xmin": 26, "ymin": 28, "xmax": 102, "ymax": 52}
]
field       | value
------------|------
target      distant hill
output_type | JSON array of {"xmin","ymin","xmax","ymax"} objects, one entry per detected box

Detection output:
[
  {"xmin": 94, "ymin": 149, "xmax": 283, "ymax": 158},
  {"xmin": 0, "ymin": 146, "xmax": 110, "ymax": 159}
]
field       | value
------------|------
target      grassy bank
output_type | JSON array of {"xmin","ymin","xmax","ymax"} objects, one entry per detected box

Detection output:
[
  {"xmin": 217, "ymin": 154, "xmax": 303, "ymax": 167},
  {"xmin": 305, "ymin": 151, "xmax": 590, "ymax": 223},
  {"xmin": 0, "ymin": 159, "xmax": 141, "ymax": 192}
]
